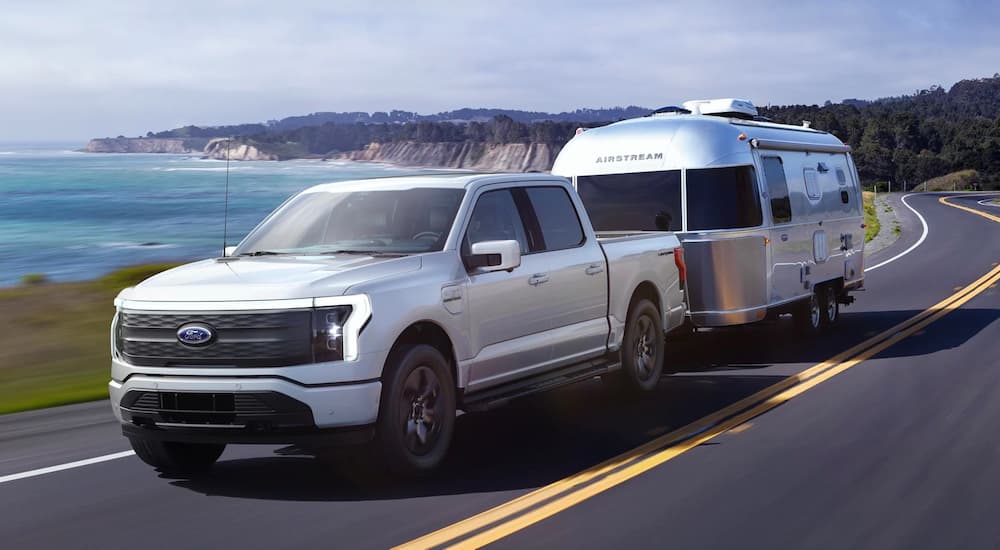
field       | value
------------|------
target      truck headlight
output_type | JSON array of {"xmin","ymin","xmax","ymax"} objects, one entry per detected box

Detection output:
[
  {"xmin": 312, "ymin": 306, "xmax": 352, "ymax": 362},
  {"xmin": 311, "ymin": 295, "xmax": 372, "ymax": 362},
  {"xmin": 112, "ymin": 311, "xmax": 123, "ymax": 359}
]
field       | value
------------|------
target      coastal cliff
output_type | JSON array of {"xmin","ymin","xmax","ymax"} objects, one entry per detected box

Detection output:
[
  {"xmin": 202, "ymin": 138, "xmax": 280, "ymax": 161},
  {"xmin": 334, "ymin": 141, "xmax": 560, "ymax": 172},
  {"xmin": 84, "ymin": 137, "xmax": 206, "ymax": 153}
]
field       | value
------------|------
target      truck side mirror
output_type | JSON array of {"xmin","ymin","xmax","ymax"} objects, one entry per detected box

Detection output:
[{"xmin": 467, "ymin": 240, "xmax": 521, "ymax": 273}]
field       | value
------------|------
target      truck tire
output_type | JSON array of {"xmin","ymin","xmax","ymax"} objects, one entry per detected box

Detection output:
[
  {"xmin": 128, "ymin": 437, "xmax": 225, "ymax": 474},
  {"xmin": 820, "ymin": 285, "xmax": 839, "ymax": 327},
  {"xmin": 376, "ymin": 344, "xmax": 456, "ymax": 476},
  {"xmin": 795, "ymin": 291, "xmax": 823, "ymax": 335},
  {"xmin": 613, "ymin": 299, "xmax": 665, "ymax": 393}
]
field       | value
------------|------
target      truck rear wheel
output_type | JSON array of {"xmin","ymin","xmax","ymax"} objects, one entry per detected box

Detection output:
[
  {"xmin": 376, "ymin": 344, "xmax": 456, "ymax": 476},
  {"xmin": 612, "ymin": 299, "xmax": 664, "ymax": 393},
  {"xmin": 128, "ymin": 437, "xmax": 225, "ymax": 474}
]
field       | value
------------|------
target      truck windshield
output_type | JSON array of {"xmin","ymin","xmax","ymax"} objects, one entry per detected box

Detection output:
[{"xmin": 234, "ymin": 188, "xmax": 466, "ymax": 255}]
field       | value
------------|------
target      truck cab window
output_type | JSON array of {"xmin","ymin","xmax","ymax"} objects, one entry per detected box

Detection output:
[
  {"xmin": 576, "ymin": 170, "xmax": 682, "ymax": 232},
  {"xmin": 465, "ymin": 189, "xmax": 529, "ymax": 253},
  {"xmin": 685, "ymin": 166, "xmax": 762, "ymax": 230},
  {"xmin": 521, "ymin": 186, "xmax": 585, "ymax": 252},
  {"xmin": 762, "ymin": 157, "xmax": 792, "ymax": 224}
]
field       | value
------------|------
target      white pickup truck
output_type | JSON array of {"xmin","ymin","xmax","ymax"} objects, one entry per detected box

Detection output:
[{"xmin": 110, "ymin": 173, "xmax": 686, "ymax": 475}]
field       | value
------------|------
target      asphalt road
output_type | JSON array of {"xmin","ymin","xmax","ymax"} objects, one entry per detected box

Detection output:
[{"xmin": 2, "ymin": 192, "xmax": 998, "ymax": 550}]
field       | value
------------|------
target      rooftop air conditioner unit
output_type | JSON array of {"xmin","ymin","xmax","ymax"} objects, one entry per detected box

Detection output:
[{"xmin": 682, "ymin": 98, "xmax": 758, "ymax": 119}]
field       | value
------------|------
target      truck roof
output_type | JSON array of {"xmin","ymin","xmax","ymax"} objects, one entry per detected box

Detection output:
[
  {"xmin": 552, "ymin": 113, "xmax": 850, "ymax": 176},
  {"xmin": 304, "ymin": 172, "xmax": 566, "ymax": 194}
]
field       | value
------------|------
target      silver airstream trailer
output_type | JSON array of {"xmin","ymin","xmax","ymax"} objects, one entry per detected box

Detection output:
[{"xmin": 551, "ymin": 98, "xmax": 865, "ymax": 332}]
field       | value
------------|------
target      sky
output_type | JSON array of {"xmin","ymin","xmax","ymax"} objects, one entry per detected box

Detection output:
[{"xmin": 2, "ymin": 0, "xmax": 999, "ymax": 141}]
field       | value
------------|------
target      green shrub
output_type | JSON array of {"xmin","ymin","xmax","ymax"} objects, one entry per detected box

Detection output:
[
  {"xmin": 862, "ymin": 192, "xmax": 880, "ymax": 242},
  {"xmin": 20, "ymin": 273, "xmax": 49, "ymax": 285}
]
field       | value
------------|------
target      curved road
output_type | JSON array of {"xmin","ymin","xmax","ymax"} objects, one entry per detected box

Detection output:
[{"xmin": 2, "ymin": 193, "xmax": 998, "ymax": 549}]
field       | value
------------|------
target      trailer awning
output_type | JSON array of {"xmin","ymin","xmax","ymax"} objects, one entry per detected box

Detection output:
[{"xmin": 750, "ymin": 138, "xmax": 851, "ymax": 154}]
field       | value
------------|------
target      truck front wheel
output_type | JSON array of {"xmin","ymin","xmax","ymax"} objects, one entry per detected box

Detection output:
[
  {"xmin": 128, "ymin": 437, "xmax": 225, "ymax": 474},
  {"xmin": 613, "ymin": 299, "xmax": 665, "ymax": 393},
  {"xmin": 376, "ymin": 344, "xmax": 456, "ymax": 476}
]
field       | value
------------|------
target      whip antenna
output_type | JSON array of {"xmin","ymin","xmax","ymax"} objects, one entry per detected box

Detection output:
[{"xmin": 222, "ymin": 137, "xmax": 231, "ymax": 256}]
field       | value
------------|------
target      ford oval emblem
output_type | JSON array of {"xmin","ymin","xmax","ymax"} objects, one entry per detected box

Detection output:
[{"xmin": 176, "ymin": 324, "xmax": 215, "ymax": 347}]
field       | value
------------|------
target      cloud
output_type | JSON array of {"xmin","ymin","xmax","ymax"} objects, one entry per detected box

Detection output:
[{"xmin": 1, "ymin": 0, "xmax": 998, "ymax": 140}]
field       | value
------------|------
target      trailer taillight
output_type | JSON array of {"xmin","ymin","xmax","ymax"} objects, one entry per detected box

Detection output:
[{"xmin": 673, "ymin": 246, "xmax": 686, "ymax": 287}]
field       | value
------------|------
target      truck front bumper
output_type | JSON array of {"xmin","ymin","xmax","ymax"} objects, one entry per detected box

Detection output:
[{"xmin": 109, "ymin": 357, "xmax": 383, "ymax": 446}]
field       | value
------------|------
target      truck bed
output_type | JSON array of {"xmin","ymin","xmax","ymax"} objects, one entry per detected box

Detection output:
[{"xmin": 597, "ymin": 231, "xmax": 686, "ymax": 347}]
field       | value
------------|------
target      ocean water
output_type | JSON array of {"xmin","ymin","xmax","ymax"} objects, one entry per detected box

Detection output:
[{"xmin": 0, "ymin": 143, "xmax": 428, "ymax": 287}]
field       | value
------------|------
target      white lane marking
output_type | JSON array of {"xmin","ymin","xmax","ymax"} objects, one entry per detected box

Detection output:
[
  {"xmin": 0, "ymin": 451, "xmax": 134, "ymax": 484},
  {"xmin": 865, "ymin": 193, "xmax": 929, "ymax": 273},
  {"xmin": 977, "ymin": 198, "xmax": 1000, "ymax": 207}
]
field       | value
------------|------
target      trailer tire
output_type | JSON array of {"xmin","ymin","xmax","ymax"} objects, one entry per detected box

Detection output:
[
  {"xmin": 375, "ymin": 344, "xmax": 456, "ymax": 477},
  {"xmin": 795, "ymin": 291, "xmax": 823, "ymax": 335},
  {"xmin": 820, "ymin": 285, "xmax": 839, "ymax": 327},
  {"xmin": 128, "ymin": 437, "xmax": 225, "ymax": 474},
  {"xmin": 612, "ymin": 299, "xmax": 665, "ymax": 393}
]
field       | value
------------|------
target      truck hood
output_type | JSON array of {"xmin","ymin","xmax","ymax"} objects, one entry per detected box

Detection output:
[{"xmin": 120, "ymin": 254, "xmax": 421, "ymax": 304}]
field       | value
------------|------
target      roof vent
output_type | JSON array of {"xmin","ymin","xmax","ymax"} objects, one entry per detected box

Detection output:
[
  {"xmin": 682, "ymin": 98, "xmax": 758, "ymax": 119},
  {"xmin": 646, "ymin": 105, "xmax": 692, "ymax": 117}
]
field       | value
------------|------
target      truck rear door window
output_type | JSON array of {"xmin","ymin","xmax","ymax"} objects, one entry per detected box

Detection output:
[
  {"xmin": 576, "ymin": 171, "xmax": 682, "ymax": 232},
  {"xmin": 762, "ymin": 156, "xmax": 792, "ymax": 224},
  {"xmin": 685, "ymin": 166, "xmax": 762, "ymax": 230},
  {"xmin": 521, "ymin": 187, "xmax": 585, "ymax": 252}
]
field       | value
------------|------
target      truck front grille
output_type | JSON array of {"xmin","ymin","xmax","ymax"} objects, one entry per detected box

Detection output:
[{"xmin": 119, "ymin": 309, "xmax": 312, "ymax": 367}]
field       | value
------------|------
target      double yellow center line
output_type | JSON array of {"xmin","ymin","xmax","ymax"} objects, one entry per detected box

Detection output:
[
  {"xmin": 397, "ymin": 193, "xmax": 1000, "ymax": 550},
  {"xmin": 939, "ymin": 195, "xmax": 1000, "ymax": 223}
]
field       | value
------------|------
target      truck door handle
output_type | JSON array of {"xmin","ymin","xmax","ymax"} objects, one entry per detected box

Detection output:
[
  {"xmin": 529, "ymin": 273, "xmax": 550, "ymax": 285},
  {"xmin": 781, "ymin": 234, "xmax": 789, "ymax": 242},
  {"xmin": 585, "ymin": 264, "xmax": 604, "ymax": 275}
]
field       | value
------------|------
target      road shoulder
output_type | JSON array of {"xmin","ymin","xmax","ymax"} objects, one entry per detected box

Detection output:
[{"xmin": 866, "ymin": 193, "xmax": 902, "ymax": 255}]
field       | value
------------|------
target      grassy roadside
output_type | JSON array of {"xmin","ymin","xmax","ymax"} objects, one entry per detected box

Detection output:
[
  {"xmin": 862, "ymin": 191, "xmax": 881, "ymax": 242},
  {"xmin": 0, "ymin": 264, "xmax": 180, "ymax": 415}
]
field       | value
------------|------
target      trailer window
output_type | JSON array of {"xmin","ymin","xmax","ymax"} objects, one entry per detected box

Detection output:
[
  {"xmin": 803, "ymin": 168, "xmax": 821, "ymax": 200},
  {"xmin": 762, "ymin": 157, "xmax": 792, "ymax": 224},
  {"xmin": 576, "ymin": 170, "xmax": 682, "ymax": 232},
  {"xmin": 685, "ymin": 166, "xmax": 762, "ymax": 230}
]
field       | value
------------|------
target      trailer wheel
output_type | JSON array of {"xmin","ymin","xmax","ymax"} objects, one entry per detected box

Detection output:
[
  {"xmin": 795, "ymin": 291, "xmax": 822, "ymax": 335},
  {"xmin": 820, "ymin": 285, "xmax": 839, "ymax": 327},
  {"xmin": 128, "ymin": 437, "xmax": 225, "ymax": 474},
  {"xmin": 611, "ymin": 299, "xmax": 664, "ymax": 393},
  {"xmin": 375, "ymin": 344, "xmax": 456, "ymax": 476}
]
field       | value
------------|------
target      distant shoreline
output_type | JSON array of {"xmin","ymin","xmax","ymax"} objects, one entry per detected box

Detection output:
[{"xmin": 82, "ymin": 136, "xmax": 559, "ymax": 172}]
